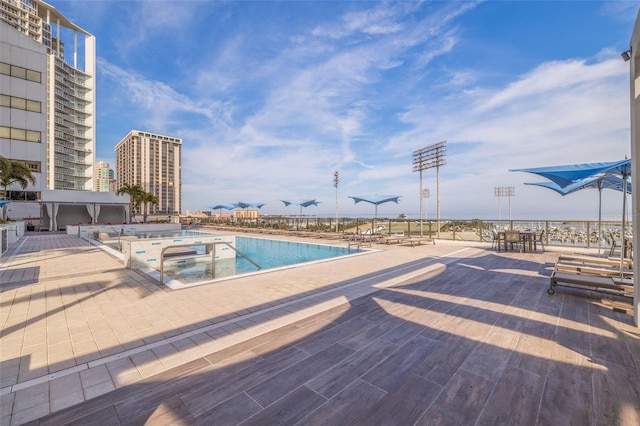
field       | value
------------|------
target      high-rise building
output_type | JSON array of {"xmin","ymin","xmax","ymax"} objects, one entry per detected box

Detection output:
[
  {"xmin": 0, "ymin": 19, "xmax": 47, "ymax": 200},
  {"xmin": 115, "ymin": 130, "xmax": 182, "ymax": 216},
  {"xmin": 0, "ymin": 0, "xmax": 96, "ymax": 192},
  {"xmin": 94, "ymin": 161, "xmax": 113, "ymax": 192}
]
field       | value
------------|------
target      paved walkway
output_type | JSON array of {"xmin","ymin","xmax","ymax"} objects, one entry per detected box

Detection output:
[
  {"xmin": 1, "ymin": 233, "xmax": 489, "ymax": 425},
  {"xmin": 3, "ymin": 232, "xmax": 639, "ymax": 425}
]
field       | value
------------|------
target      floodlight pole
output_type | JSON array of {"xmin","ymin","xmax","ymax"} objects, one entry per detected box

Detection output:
[
  {"xmin": 413, "ymin": 141, "xmax": 447, "ymax": 239},
  {"xmin": 507, "ymin": 186, "xmax": 515, "ymax": 224},
  {"xmin": 494, "ymin": 186, "xmax": 515, "ymax": 229},
  {"xmin": 494, "ymin": 187, "xmax": 503, "ymax": 225},
  {"xmin": 334, "ymin": 171, "xmax": 339, "ymax": 232},
  {"xmin": 422, "ymin": 189, "xmax": 430, "ymax": 237}
]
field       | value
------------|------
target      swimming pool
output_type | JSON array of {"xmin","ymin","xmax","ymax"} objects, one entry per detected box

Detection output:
[{"xmin": 160, "ymin": 236, "xmax": 363, "ymax": 285}]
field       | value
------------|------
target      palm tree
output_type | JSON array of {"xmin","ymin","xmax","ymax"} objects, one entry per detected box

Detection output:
[
  {"xmin": 0, "ymin": 156, "xmax": 36, "ymax": 199},
  {"xmin": 140, "ymin": 191, "xmax": 159, "ymax": 223},
  {"xmin": 117, "ymin": 183, "xmax": 143, "ymax": 223}
]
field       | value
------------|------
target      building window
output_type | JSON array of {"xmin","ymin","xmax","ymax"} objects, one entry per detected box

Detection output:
[
  {"xmin": 0, "ymin": 62, "xmax": 42, "ymax": 83},
  {"xmin": 0, "ymin": 94, "xmax": 42, "ymax": 112},
  {"xmin": 6, "ymin": 191, "xmax": 40, "ymax": 201},
  {"xmin": 10, "ymin": 128, "xmax": 26, "ymax": 140},
  {"xmin": 0, "ymin": 126, "xmax": 41, "ymax": 142},
  {"xmin": 26, "ymin": 69, "xmax": 41, "ymax": 83},
  {"xmin": 10, "ymin": 97, "xmax": 26, "ymax": 109},
  {"xmin": 26, "ymin": 99, "xmax": 41, "ymax": 112},
  {"xmin": 26, "ymin": 130, "xmax": 41, "ymax": 142},
  {"xmin": 10, "ymin": 65, "xmax": 26, "ymax": 79}
]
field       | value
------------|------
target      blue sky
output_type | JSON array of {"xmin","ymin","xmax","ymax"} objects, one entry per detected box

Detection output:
[{"xmin": 54, "ymin": 0, "xmax": 637, "ymax": 220}]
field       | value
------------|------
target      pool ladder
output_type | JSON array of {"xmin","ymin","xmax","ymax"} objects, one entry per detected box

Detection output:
[{"xmin": 347, "ymin": 233, "xmax": 371, "ymax": 251}]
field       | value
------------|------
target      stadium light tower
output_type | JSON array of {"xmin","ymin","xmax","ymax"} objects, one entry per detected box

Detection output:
[
  {"xmin": 334, "ymin": 171, "xmax": 339, "ymax": 232},
  {"xmin": 413, "ymin": 141, "xmax": 447, "ymax": 238},
  {"xmin": 494, "ymin": 186, "xmax": 515, "ymax": 229},
  {"xmin": 421, "ymin": 188, "xmax": 430, "ymax": 237}
]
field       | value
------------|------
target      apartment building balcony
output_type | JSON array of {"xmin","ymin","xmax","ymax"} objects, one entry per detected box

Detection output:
[
  {"xmin": 55, "ymin": 128, "xmax": 75, "ymax": 141},
  {"xmin": 53, "ymin": 145, "xmax": 75, "ymax": 157},
  {"xmin": 53, "ymin": 73, "xmax": 72, "ymax": 89},
  {"xmin": 74, "ymin": 118, "xmax": 90, "ymax": 128},
  {"xmin": 54, "ymin": 96, "xmax": 75, "ymax": 109},
  {"xmin": 54, "ymin": 132, "xmax": 74, "ymax": 145}
]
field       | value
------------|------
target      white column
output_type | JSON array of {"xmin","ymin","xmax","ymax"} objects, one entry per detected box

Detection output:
[{"xmin": 630, "ymin": 10, "xmax": 640, "ymax": 327}]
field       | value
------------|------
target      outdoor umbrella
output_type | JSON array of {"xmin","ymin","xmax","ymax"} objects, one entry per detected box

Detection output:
[
  {"xmin": 210, "ymin": 204, "xmax": 236, "ymax": 222},
  {"xmin": 234, "ymin": 202, "xmax": 266, "ymax": 209},
  {"xmin": 512, "ymin": 159, "xmax": 631, "ymax": 272},
  {"xmin": 348, "ymin": 195, "xmax": 401, "ymax": 234},
  {"xmin": 0, "ymin": 200, "xmax": 10, "ymax": 221},
  {"xmin": 234, "ymin": 202, "xmax": 266, "ymax": 222},
  {"xmin": 281, "ymin": 199, "xmax": 321, "ymax": 230},
  {"xmin": 211, "ymin": 204, "xmax": 236, "ymax": 215},
  {"xmin": 525, "ymin": 175, "xmax": 632, "ymax": 255}
]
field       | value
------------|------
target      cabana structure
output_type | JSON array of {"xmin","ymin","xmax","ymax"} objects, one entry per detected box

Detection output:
[{"xmin": 4, "ymin": 190, "xmax": 130, "ymax": 231}]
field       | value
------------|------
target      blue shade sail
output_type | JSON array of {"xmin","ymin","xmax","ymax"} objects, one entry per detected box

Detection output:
[
  {"xmin": 510, "ymin": 159, "xmax": 631, "ymax": 188},
  {"xmin": 525, "ymin": 175, "xmax": 631, "ymax": 196},
  {"xmin": 210, "ymin": 204, "xmax": 237, "ymax": 211},
  {"xmin": 235, "ymin": 202, "xmax": 266, "ymax": 209},
  {"xmin": 348, "ymin": 195, "xmax": 402, "ymax": 206},
  {"xmin": 280, "ymin": 199, "xmax": 322, "ymax": 208},
  {"xmin": 518, "ymin": 161, "xmax": 631, "ymax": 266}
]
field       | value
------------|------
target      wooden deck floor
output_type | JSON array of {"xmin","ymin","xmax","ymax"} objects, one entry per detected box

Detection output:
[{"xmin": 31, "ymin": 250, "xmax": 640, "ymax": 425}]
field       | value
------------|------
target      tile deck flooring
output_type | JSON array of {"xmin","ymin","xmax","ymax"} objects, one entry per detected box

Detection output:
[{"xmin": 1, "ymin": 232, "xmax": 639, "ymax": 425}]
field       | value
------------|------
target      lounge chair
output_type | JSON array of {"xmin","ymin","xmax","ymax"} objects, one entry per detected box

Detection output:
[
  {"xmin": 549, "ymin": 271, "xmax": 633, "ymax": 297},
  {"xmin": 398, "ymin": 237, "xmax": 434, "ymax": 247},
  {"xmin": 379, "ymin": 235, "xmax": 410, "ymax": 245},
  {"xmin": 557, "ymin": 254, "xmax": 633, "ymax": 269}
]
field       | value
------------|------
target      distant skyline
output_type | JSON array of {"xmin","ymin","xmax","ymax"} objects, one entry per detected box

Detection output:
[{"xmin": 53, "ymin": 0, "xmax": 638, "ymax": 220}]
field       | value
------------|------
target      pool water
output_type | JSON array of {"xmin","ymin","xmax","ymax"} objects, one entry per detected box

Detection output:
[{"xmin": 162, "ymin": 236, "xmax": 360, "ymax": 283}]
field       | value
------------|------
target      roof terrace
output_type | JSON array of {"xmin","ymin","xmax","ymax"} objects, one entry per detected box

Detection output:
[{"xmin": 0, "ymin": 232, "xmax": 638, "ymax": 424}]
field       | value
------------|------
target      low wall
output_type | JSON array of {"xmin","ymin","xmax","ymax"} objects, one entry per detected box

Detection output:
[
  {"xmin": 70, "ymin": 223, "xmax": 182, "ymax": 240},
  {"xmin": 121, "ymin": 234, "xmax": 236, "ymax": 269},
  {"xmin": 0, "ymin": 222, "xmax": 25, "ymax": 257}
]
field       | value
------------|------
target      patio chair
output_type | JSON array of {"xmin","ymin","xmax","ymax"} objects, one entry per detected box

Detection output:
[
  {"xmin": 533, "ymin": 230, "xmax": 545, "ymax": 252},
  {"xmin": 491, "ymin": 229, "xmax": 501, "ymax": 251},
  {"xmin": 504, "ymin": 230, "xmax": 522, "ymax": 252},
  {"xmin": 608, "ymin": 231, "xmax": 619, "ymax": 258}
]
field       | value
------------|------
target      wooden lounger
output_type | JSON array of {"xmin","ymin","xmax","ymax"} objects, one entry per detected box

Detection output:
[
  {"xmin": 549, "ymin": 271, "xmax": 633, "ymax": 297},
  {"xmin": 398, "ymin": 237, "xmax": 434, "ymax": 247},
  {"xmin": 553, "ymin": 262, "xmax": 633, "ymax": 279},
  {"xmin": 379, "ymin": 235, "xmax": 410, "ymax": 245},
  {"xmin": 558, "ymin": 254, "xmax": 633, "ymax": 268}
]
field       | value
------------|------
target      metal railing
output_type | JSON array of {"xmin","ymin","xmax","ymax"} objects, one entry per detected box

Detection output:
[{"xmin": 182, "ymin": 216, "xmax": 631, "ymax": 250}]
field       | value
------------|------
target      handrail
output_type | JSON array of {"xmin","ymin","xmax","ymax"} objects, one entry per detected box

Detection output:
[
  {"xmin": 347, "ymin": 233, "xmax": 372, "ymax": 251},
  {"xmin": 159, "ymin": 241, "xmax": 261, "ymax": 284}
]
